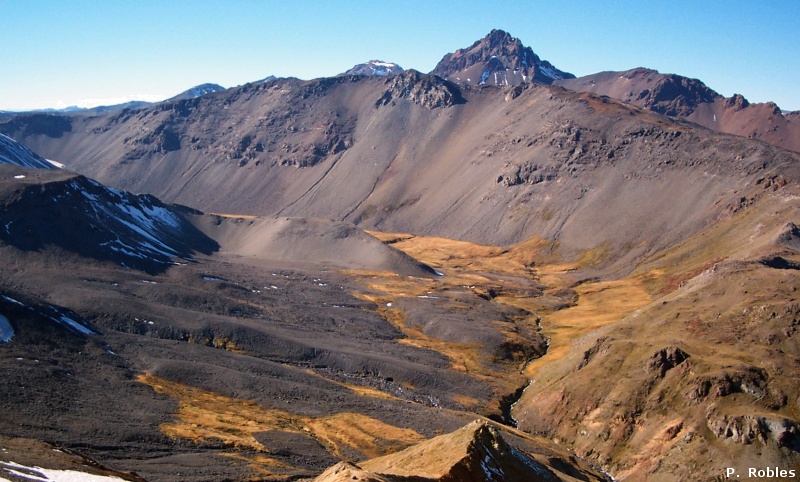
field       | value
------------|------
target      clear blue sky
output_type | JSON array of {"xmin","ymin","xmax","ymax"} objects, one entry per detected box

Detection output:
[{"xmin": 1, "ymin": 0, "xmax": 798, "ymax": 111}]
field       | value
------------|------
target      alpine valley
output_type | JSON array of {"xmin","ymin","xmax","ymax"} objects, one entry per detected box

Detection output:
[{"xmin": 1, "ymin": 29, "xmax": 798, "ymax": 482}]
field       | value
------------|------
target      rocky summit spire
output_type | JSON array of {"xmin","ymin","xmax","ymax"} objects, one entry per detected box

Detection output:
[{"xmin": 431, "ymin": 29, "xmax": 574, "ymax": 86}]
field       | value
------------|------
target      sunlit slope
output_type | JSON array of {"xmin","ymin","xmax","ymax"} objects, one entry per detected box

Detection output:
[{"xmin": 5, "ymin": 73, "xmax": 799, "ymax": 260}]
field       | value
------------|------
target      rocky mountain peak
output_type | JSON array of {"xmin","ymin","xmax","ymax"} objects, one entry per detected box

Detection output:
[
  {"xmin": 432, "ymin": 29, "xmax": 574, "ymax": 86},
  {"xmin": 725, "ymin": 93, "xmax": 751, "ymax": 111}
]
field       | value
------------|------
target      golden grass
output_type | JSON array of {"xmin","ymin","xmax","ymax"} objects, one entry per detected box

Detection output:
[
  {"xmin": 523, "ymin": 274, "xmax": 654, "ymax": 378},
  {"xmin": 451, "ymin": 394, "xmax": 482, "ymax": 409},
  {"xmin": 350, "ymin": 232, "xmax": 665, "ymax": 410},
  {"xmin": 137, "ymin": 373, "xmax": 424, "ymax": 463},
  {"xmin": 209, "ymin": 212, "xmax": 258, "ymax": 219},
  {"xmin": 343, "ymin": 233, "xmax": 559, "ymax": 401},
  {"xmin": 350, "ymin": 291, "xmax": 492, "ymax": 377},
  {"xmin": 219, "ymin": 452, "xmax": 295, "ymax": 480},
  {"xmin": 304, "ymin": 369, "xmax": 399, "ymax": 401}
]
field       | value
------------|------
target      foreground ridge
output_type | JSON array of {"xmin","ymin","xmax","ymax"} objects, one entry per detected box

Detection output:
[{"xmin": 313, "ymin": 420, "xmax": 605, "ymax": 482}]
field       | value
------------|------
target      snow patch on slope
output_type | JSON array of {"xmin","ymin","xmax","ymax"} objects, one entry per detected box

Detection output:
[
  {"xmin": 1, "ymin": 460, "xmax": 128, "ymax": 481},
  {"xmin": 70, "ymin": 178, "xmax": 186, "ymax": 262},
  {"xmin": 0, "ymin": 314, "xmax": 13, "ymax": 342},
  {"xmin": 0, "ymin": 294, "xmax": 96, "ymax": 339}
]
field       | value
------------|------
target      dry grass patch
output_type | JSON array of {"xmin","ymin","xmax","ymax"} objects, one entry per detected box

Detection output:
[
  {"xmin": 523, "ymin": 274, "xmax": 655, "ymax": 378},
  {"xmin": 137, "ymin": 373, "xmax": 424, "ymax": 463},
  {"xmin": 351, "ymin": 290, "xmax": 493, "ymax": 377},
  {"xmin": 209, "ymin": 212, "xmax": 258, "ymax": 219},
  {"xmin": 451, "ymin": 394, "xmax": 482, "ymax": 409}
]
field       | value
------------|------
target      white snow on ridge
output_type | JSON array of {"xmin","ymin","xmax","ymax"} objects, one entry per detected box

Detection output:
[
  {"xmin": 58, "ymin": 313, "xmax": 95, "ymax": 335},
  {"xmin": 0, "ymin": 314, "xmax": 13, "ymax": 342},
  {"xmin": 1, "ymin": 460, "xmax": 128, "ymax": 481},
  {"xmin": 46, "ymin": 159, "xmax": 65, "ymax": 169},
  {"xmin": 1, "ymin": 295, "xmax": 25, "ymax": 307}
]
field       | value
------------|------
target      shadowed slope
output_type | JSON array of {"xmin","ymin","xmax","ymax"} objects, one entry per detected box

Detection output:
[
  {"xmin": 0, "ymin": 165, "xmax": 218, "ymax": 274},
  {"xmin": 0, "ymin": 133, "xmax": 57, "ymax": 169}
]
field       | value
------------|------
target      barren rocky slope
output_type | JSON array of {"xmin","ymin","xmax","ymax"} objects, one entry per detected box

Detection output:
[{"xmin": 3, "ymin": 71, "xmax": 798, "ymax": 274}]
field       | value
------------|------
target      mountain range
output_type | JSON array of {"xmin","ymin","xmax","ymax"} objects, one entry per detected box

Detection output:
[{"xmin": 1, "ymin": 29, "xmax": 799, "ymax": 481}]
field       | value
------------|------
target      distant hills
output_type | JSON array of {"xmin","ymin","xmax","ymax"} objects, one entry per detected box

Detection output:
[{"xmin": 3, "ymin": 82, "xmax": 228, "ymax": 117}]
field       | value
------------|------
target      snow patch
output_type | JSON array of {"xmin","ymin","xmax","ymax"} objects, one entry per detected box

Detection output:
[
  {"xmin": 0, "ymin": 314, "xmax": 13, "ymax": 342},
  {"xmin": 58, "ymin": 314, "xmax": 95, "ymax": 335},
  {"xmin": 538, "ymin": 65, "xmax": 564, "ymax": 80},
  {"xmin": 0, "ymin": 461, "xmax": 129, "ymax": 481},
  {"xmin": 1, "ymin": 295, "xmax": 25, "ymax": 307}
]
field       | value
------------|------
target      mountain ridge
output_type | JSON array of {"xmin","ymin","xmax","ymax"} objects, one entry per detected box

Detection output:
[{"xmin": 556, "ymin": 67, "xmax": 800, "ymax": 152}]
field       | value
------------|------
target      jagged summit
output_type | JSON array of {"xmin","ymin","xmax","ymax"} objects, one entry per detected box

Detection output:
[
  {"xmin": 432, "ymin": 29, "xmax": 574, "ymax": 86},
  {"xmin": 344, "ymin": 60, "xmax": 404, "ymax": 77}
]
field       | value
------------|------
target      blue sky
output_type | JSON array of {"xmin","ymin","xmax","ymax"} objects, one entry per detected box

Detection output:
[{"xmin": 1, "ymin": 0, "xmax": 798, "ymax": 111}]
